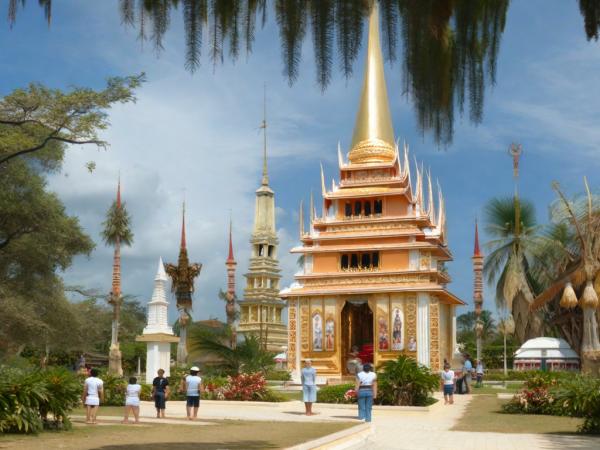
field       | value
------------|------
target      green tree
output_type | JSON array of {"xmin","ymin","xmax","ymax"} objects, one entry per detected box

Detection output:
[
  {"xmin": 100, "ymin": 184, "xmax": 134, "ymax": 376},
  {"xmin": 457, "ymin": 310, "xmax": 496, "ymax": 342},
  {"xmin": 0, "ymin": 75, "xmax": 143, "ymax": 166},
  {"xmin": 483, "ymin": 196, "xmax": 547, "ymax": 345}
]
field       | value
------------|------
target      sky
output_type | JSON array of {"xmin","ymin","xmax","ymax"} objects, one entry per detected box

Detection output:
[{"xmin": 2, "ymin": 1, "xmax": 600, "ymax": 325}]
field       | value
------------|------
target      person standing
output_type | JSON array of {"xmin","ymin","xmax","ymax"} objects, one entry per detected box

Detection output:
[
  {"xmin": 475, "ymin": 360, "xmax": 484, "ymax": 388},
  {"xmin": 152, "ymin": 368, "xmax": 170, "ymax": 418},
  {"xmin": 355, "ymin": 363, "xmax": 377, "ymax": 423},
  {"xmin": 461, "ymin": 354, "xmax": 473, "ymax": 394},
  {"xmin": 440, "ymin": 363, "xmax": 456, "ymax": 405},
  {"xmin": 301, "ymin": 359, "xmax": 317, "ymax": 416},
  {"xmin": 82, "ymin": 368, "xmax": 104, "ymax": 424},
  {"xmin": 123, "ymin": 377, "xmax": 141, "ymax": 424},
  {"xmin": 181, "ymin": 366, "xmax": 202, "ymax": 421}
]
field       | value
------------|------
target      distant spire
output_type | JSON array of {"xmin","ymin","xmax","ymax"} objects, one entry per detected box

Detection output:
[
  {"xmin": 474, "ymin": 220, "xmax": 482, "ymax": 257},
  {"xmin": 180, "ymin": 202, "xmax": 187, "ymax": 250},
  {"xmin": 348, "ymin": 2, "xmax": 395, "ymax": 164},
  {"xmin": 260, "ymin": 84, "xmax": 269, "ymax": 186},
  {"xmin": 227, "ymin": 216, "xmax": 235, "ymax": 264},
  {"xmin": 299, "ymin": 199, "xmax": 304, "ymax": 238}
]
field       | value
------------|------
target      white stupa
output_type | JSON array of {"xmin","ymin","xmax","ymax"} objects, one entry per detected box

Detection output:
[
  {"xmin": 513, "ymin": 337, "xmax": 579, "ymax": 371},
  {"xmin": 136, "ymin": 258, "xmax": 179, "ymax": 383}
]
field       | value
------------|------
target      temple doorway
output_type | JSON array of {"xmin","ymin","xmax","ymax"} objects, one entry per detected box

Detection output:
[{"xmin": 341, "ymin": 301, "xmax": 373, "ymax": 375}]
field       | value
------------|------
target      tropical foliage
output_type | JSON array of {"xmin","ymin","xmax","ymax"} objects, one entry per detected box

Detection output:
[
  {"xmin": 503, "ymin": 372, "xmax": 600, "ymax": 434},
  {"xmin": 483, "ymin": 196, "xmax": 546, "ymax": 344},
  {"xmin": 530, "ymin": 181, "xmax": 600, "ymax": 362},
  {"xmin": 0, "ymin": 367, "xmax": 80, "ymax": 434},
  {"xmin": 189, "ymin": 325, "xmax": 276, "ymax": 375},
  {"xmin": 376, "ymin": 355, "xmax": 438, "ymax": 406}
]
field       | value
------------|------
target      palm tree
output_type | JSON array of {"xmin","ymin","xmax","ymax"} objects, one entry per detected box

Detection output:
[
  {"xmin": 483, "ymin": 196, "xmax": 547, "ymax": 344},
  {"xmin": 189, "ymin": 325, "xmax": 275, "ymax": 375},
  {"xmin": 101, "ymin": 181, "xmax": 134, "ymax": 376},
  {"xmin": 456, "ymin": 310, "xmax": 496, "ymax": 342},
  {"xmin": 531, "ymin": 179, "xmax": 600, "ymax": 373}
]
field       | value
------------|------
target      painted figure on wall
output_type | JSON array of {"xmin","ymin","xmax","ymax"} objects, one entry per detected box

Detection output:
[
  {"xmin": 392, "ymin": 308, "xmax": 404, "ymax": 350},
  {"xmin": 378, "ymin": 315, "xmax": 389, "ymax": 350},
  {"xmin": 408, "ymin": 336, "xmax": 417, "ymax": 352},
  {"xmin": 313, "ymin": 314, "xmax": 323, "ymax": 351},
  {"xmin": 325, "ymin": 316, "xmax": 335, "ymax": 351}
]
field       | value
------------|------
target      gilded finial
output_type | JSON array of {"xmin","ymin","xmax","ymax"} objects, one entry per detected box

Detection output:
[
  {"xmin": 260, "ymin": 83, "xmax": 269, "ymax": 186},
  {"xmin": 348, "ymin": 2, "xmax": 395, "ymax": 164}
]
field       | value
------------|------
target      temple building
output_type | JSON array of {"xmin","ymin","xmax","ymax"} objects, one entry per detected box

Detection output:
[
  {"xmin": 280, "ymin": 4, "xmax": 464, "ymax": 380},
  {"xmin": 237, "ymin": 124, "xmax": 287, "ymax": 352}
]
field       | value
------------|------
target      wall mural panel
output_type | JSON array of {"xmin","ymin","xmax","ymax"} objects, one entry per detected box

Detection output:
[
  {"xmin": 391, "ymin": 306, "xmax": 404, "ymax": 351},
  {"xmin": 324, "ymin": 298, "xmax": 336, "ymax": 352},
  {"xmin": 376, "ymin": 299, "xmax": 390, "ymax": 351},
  {"xmin": 312, "ymin": 311, "xmax": 323, "ymax": 352}
]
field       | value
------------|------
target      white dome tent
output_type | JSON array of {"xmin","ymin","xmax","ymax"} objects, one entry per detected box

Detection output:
[{"xmin": 513, "ymin": 337, "xmax": 579, "ymax": 371}]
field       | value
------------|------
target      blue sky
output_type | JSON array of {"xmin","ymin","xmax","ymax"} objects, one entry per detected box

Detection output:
[{"xmin": 2, "ymin": 1, "xmax": 600, "ymax": 324}]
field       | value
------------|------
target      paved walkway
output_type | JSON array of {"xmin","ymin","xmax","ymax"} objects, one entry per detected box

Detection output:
[{"xmin": 77, "ymin": 397, "xmax": 600, "ymax": 449}]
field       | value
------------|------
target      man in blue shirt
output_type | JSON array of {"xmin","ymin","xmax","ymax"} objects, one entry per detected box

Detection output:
[{"xmin": 462, "ymin": 355, "xmax": 473, "ymax": 394}]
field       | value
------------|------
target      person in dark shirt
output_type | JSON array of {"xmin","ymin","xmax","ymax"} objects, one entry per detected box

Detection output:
[{"xmin": 152, "ymin": 369, "xmax": 170, "ymax": 418}]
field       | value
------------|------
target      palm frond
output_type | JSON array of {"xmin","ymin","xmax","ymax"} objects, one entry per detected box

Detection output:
[{"xmin": 101, "ymin": 200, "xmax": 134, "ymax": 247}]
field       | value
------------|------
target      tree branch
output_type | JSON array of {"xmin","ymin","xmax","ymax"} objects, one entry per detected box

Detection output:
[{"xmin": 0, "ymin": 134, "xmax": 104, "ymax": 166}]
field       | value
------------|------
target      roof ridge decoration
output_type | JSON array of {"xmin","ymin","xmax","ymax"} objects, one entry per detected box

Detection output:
[{"xmin": 348, "ymin": 2, "xmax": 396, "ymax": 165}]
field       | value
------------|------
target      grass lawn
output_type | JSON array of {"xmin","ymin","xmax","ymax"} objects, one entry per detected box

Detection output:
[
  {"xmin": 452, "ymin": 395, "xmax": 584, "ymax": 434},
  {"xmin": 0, "ymin": 420, "xmax": 357, "ymax": 450},
  {"xmin": 469, "ymin": 382, "xmax": 523, "ymax": 395},
  {"xmin": 278, "ymin": 390, "xmax": 303, "ymax": 401}
]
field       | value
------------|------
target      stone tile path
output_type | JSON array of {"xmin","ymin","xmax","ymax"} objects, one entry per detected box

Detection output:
[{"xmin": 78, "ymin": 396, "xmax": 600, "ymax": 449}]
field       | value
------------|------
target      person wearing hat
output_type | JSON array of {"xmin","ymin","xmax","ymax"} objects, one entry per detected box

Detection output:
[
  {"xmin": 152, "ymin": 369, "xmax": 170, "ymax": 418},
  {"xmin": 181, "ymin": 366, "xmax": 202, "ymax": 420},
  {"xmin": 301, "ymin": 359, "xmax": 317, "ymax": 416}
]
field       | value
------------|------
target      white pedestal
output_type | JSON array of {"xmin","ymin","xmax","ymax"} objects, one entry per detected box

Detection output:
[{"xmin": 136, "ymin": 333, "xmax": 179, "ymax": 384}]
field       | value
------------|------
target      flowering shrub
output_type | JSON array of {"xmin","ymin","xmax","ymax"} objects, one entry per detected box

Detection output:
[
  {"xmin": 344, "ymin": 389, "xmax": 357, "ymax": 402},
  {"xmin": 502, "ymin": 373, "xmax": 563, "ymax": 415},
  {"xmin": 221, "ymin": 373, "xmax": 269, "ymax": 401}
]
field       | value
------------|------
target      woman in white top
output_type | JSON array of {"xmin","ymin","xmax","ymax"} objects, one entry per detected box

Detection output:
[
  {"xmin": 355, "ymin": 363, "xmax": 377, "ymax": 422},
  {"xmin": 123, "ymin": 376, "xmax": 142, "ymax": 424},
  {"xmin": 82, "ymin": 368, "xmax": 104, "ymax": 424}
]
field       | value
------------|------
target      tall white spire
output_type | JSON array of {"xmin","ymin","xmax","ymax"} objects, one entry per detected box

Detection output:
[{"xmin": 143, "ymin": 257, "xmax": 174, "ymax": 335}]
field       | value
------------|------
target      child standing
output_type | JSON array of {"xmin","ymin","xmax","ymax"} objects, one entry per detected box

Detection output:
[
  {"xmin": 475, "ymin": 360, "xmax": 484, "ymax": 388},
  {"xmin": 123, "ymin": 377, "xmax": 141, "ymax": 424},
  {"xmin": 441, "ymin": 363, "xmax": 455, "ymax": 405},
  {"xmin": 82, "ymin": 368, "xmax": 104, "ymax": 424}
]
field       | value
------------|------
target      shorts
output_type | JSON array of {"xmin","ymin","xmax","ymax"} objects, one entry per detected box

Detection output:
[
  {"xmin": 125, "ymin": 398, "xmax": 140, "ymax": 407},
  {"xmin": 443, "ymin": 384, "xmax": 454, "ymax": 396},
  {"xmin": 302, "ymin": 385, "xmax": 317, "ymax": 403},
  {"xmin": 85, "ymin": 396, "xmax": 100, "ymax": 406},
  {"xmin": 186, "ymin": 396, "xmax": 200, "ymax": 408},
  {"xmin": 154, "ymin": 391, "xmax": 166, "ymax": 409}
]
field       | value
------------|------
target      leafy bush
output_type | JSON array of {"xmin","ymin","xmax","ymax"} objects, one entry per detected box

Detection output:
[
  {"xmin": 0, "ymin": 367, "xmax": 47, "ymax": 433},
  {"xmin": 100, "ymin": 373, "xmax": 128, "ymax": 406},
  {"xmin": 221, "ymin": 373, "xmax": 269, "ymax": 401},
  {"xmin": 554, "ymin": 376, "xmax": 600, "ymax": 434},
  {"xmin": 37, "ymin": 367, "xmax": 81, "ymax": 429},
  {"xmin": 502, "ymin": 372, "xmax": 600, "ymax": 434},
  {"xmin": 317, "ymin": 383, "xmax": 355, "ymax": 404},
  {"xmin": 0, "ymin": 366, "xmax": 80, "ymax": 434},
  {"xmin": 377, "ymin": 356, "xmax": 438, "ymax": 406}
]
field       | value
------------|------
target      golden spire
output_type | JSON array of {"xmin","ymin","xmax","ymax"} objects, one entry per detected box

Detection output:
[
  {"xmin": 260, "ymin": 83, "xmax": 269, "ymax": 186},
  {"xmin": 348, "ymin": 2, "xmax": 396, "ymax": 164}
]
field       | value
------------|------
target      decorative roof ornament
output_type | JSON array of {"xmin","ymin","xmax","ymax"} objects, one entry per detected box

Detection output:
[
  {"xmin": 260, "ymin": 84, "xmax": 269, "ymax": 186},
  {"xmin": 427, "ymin": 170, "xmax": 436, "ymax": 225},
  {"xmin": 320, "ymin": 163, "xmax": 327, "ymax": 197},
  {"xmin": 348, "ymin": 2, "xmax": 396, "ymax": 164},
  {"xmin": 337, "ymin": 142, "xmax": 344, "ymax": 168},
  {"xmin": 474, "ymin": 220, "xmax": 482, "ymax": 257}
]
